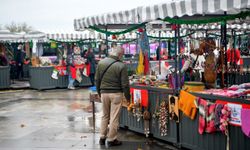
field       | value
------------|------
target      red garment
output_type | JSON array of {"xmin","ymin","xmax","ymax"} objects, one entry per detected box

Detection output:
[
  {"xmin": 86, "ymin": 63, "xmax": 91, "ymax": 76},
  {"xmin": 55, "ymin": 66, "xmax": 67, "ymax": 76},
  {"xmin": 227, "ymin": 49, "xmax": 241, "ymax": 64},
  {"xmin": 197, "ymin": 98, "xmax": 217, "ymax": 134},
  {"xmin": 70, "ymin": 66, "xmax": 76, "ymax": 79}
]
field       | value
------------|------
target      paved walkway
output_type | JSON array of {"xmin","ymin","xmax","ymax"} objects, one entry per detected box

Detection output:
[{"xmin": 0, "ymin": 88, "xmax": 179, "ymax": 150}]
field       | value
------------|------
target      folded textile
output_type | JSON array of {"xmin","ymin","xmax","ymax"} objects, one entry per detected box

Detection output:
[{"xmin": 179, "ymin": 90, "xmax": 197, "ymax": 120}]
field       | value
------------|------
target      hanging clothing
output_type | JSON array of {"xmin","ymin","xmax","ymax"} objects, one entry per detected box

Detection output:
[
  {"xmin": 227, "ymin": 48, "xmax": 241, "ymax": 64},
  {"xmin": 214, "ymin": 104, "xmax": 224, "ymax": 130},
  {"xmin": 241, "ymin": 108, "xmax": 250, "ymax": 138},
  {"xmin": 197, "ymin": 98, "xmax": 217, "ymax": 134},
  {"xmin": 179, "ymin": 90, "xmax": 197, "ymax": 120}
]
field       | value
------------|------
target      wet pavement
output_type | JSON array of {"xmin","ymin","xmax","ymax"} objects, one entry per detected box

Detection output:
[{"xmin": 0, "ymin": 88, "xmax": 179, "ymax": 150}]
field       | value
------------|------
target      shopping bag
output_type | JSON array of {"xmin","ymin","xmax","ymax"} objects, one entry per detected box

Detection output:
[
  {"xmin": 51, "ymin": 69, "xmax": 59, "ymax": 80},
  {"xmin": 76, "ymin": 69, "xmax": 82, "ymax": 82},
  {"xmin": 82, "ymin": 67, "xmax": 88, "ymax": 77}
]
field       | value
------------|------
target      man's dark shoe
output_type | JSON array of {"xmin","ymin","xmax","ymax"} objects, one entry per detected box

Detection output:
[
  {"xmin": 99, "ymin": 138, "xmax": 106, "ymax": 145},
  {"xmin": 106, "ymin": 139, "xmax": 122, "ymax": 147}
]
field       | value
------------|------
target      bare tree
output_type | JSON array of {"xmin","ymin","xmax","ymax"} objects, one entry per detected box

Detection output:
[{"xmin": 5, "ymin": 22, "xmax": 33, "ymax": 33}]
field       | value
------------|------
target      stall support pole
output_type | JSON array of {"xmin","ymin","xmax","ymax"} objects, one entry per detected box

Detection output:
[
  {"xmin": 232, "ymin": 29, "xmax": 237, "ymax": 85},
  {"xmin": 177, "ymin": 25, "xmax": 182, "ymax": 90},
  {"xmin": 223, "ymin": 12, "xmax": 228, "ymax": 88},
  {"xmin": 220, "ymin": 12, "xmax": 227, "ymax": 88},
  {"xmin": 174, "ymin": 24, "xmax": 178, "ymax": 92},
  {"xmin": 158, "ymin": 30, "xmax": 161, "ymax": 75},
  {"xmin": 105, "ymin": 25, "xmax": 108, "ymax": 56}
]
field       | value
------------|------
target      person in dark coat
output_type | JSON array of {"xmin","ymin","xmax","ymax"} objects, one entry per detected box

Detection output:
[
  {"xmin": 0, "ymin": 51, "xmax": 8, "ymax": 66},
  {"xmin": 66, "ymin": 45, "xmax": 76, "ymax": 90},
  {"xmin": 85, "ymin": 47, "xmax": 96, "ymax": 86},
  {"xmin": 15, "ymin": 44, "xmax": 25, "ymax": 80}
]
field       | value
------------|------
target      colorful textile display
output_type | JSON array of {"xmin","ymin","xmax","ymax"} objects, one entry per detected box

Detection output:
[
  {"xmin": 196, "ymin": 98, "xmax": 231, "ymax": 135},
  {"xmin": 179, "ymin": 90, "xmax": 197, "ymax": 120},
  {"xmin": 200, "ymin": 89, "xmax": 246, "ymax": 98}
]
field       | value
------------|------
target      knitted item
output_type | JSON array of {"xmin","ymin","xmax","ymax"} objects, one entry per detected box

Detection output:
[
  {"xmin": 179, "ymin": 90, "xmax": 197, "ymax": 120},
  {"xmin": 215, "ymin": 104, "xmax": 224, "ymax": 130},
  {"xmin": 220, "ymin": 105, "xmax": 231, "ymax": 135},
  {"xmin": 197, "ymin": 98, "xmax": 216, "ymax": 134}
]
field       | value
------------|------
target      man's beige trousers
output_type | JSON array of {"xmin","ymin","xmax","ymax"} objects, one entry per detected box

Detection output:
[{"xmin": 100, "ymin": 93, "xmax": 123, "ymax": 141}]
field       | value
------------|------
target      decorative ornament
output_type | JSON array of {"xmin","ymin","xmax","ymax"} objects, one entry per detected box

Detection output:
[
  {"xmin": 159, "ymin": 100, "xmax": 169, "ymax": 136},
  {"xmin": 143, "ymin": 109, "xmax": 151, "ymax": 137},
  {"xmin": 171, "ymin": 24, "xmax": 177, "ymax": 30},
  {"xmin": 138, "ymin": 28, "xmax": 144, "ymax": 32},
  {"xmin": 112, "ymin": 34, "xmax": 117, "ymax": 40}
]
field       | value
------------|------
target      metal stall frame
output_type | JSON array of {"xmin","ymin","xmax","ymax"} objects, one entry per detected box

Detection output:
[{"xmin": 0, "ymin": 66, "xmax": 10, "ymax": 89}]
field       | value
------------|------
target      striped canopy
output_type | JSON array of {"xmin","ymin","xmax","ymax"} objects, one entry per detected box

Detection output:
[
  {"xmin": 0, "ymin": 30, "xmax": 23, "ymax": 41},
  {"xmin": 74, "ymin": 0, "xmax": 250, "ymax": 31},
  {"xmin": 45, "ymin": 30, "xmax": 102, "ymax": 40}
]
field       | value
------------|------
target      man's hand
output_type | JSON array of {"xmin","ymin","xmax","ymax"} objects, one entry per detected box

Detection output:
[{"xmin": 126, "ymin": 101, "xmax": 130, "ymax": 107}]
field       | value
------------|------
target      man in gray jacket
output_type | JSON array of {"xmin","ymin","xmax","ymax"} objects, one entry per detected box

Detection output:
[{"xmin": 95, "ymin": 45, "xmax": 130, "ymax": 147}]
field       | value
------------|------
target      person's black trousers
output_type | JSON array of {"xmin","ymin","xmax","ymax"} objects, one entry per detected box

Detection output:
[
  {"xmin": 89, "ymin": 73, "xmax": 95, "ymax": 86},
  {"xmin": 16, "ymin": 63, "xmax": 24, "ymax": 79}
]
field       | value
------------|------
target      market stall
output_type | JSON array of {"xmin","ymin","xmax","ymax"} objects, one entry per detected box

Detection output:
[
  {"xmin": 74, "ymin": 0, "xmax": 250, "ymax": 149},
  {"xmin": 28, "ymin": 31, "xmax": 95, "ymax": 90},
  {"xmin": 0, "ymin": 30, "xmax": 24, "ymax": 89}
]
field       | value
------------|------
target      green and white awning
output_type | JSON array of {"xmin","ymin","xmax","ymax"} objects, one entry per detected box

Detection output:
[{"xmin": 74, "ymin": 0, "xmax": 250, "ymax": 31}]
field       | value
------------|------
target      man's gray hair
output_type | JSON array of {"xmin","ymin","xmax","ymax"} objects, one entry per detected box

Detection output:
[{"xmin": 109, "ymin": 45, "xmax": 123, "ymax": 57}]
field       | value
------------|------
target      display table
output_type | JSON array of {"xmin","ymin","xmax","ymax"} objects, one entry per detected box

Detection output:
[
  {"xmin": 120, "ymin": 84, "xmax": 250, "ymax": 150},
  {"xmin": 0, "ymin": 66, "xmax": 10, "ymax": 89},
  {"xmin": 179, "ymin": 92, "xmax": 250, "ymax": 150},
  {"xmin": 29, "ymin": 66, "xmax": 92, "ymax": 90},
  {"xmin": 119, "ymin": 84, "xmax": 178, "ymax": 144}
]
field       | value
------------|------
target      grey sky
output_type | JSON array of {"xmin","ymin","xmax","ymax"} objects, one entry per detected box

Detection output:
[{"xmin": 0, "ymin": 0, "xmax": 168, "ymax": 32}]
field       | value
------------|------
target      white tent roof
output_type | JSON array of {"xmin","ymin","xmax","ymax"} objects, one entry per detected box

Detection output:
[
  {"xmin": 0, "ymin": 30, "xmax": 23, "ymax": 41},
  {"xmin": 44, "ymin": 29, "xmax": 104, "ymax": 40},
  {"xmin": 0, "ymin": 30, "xmax": 46, "ymax": 42},
  {"xmin": 74, "ymin": 0, "xmax": 250, "ymax": 30},
  {"xmin": 24, "ymin": 31, "xmax": 46, "ymax": 39}
]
